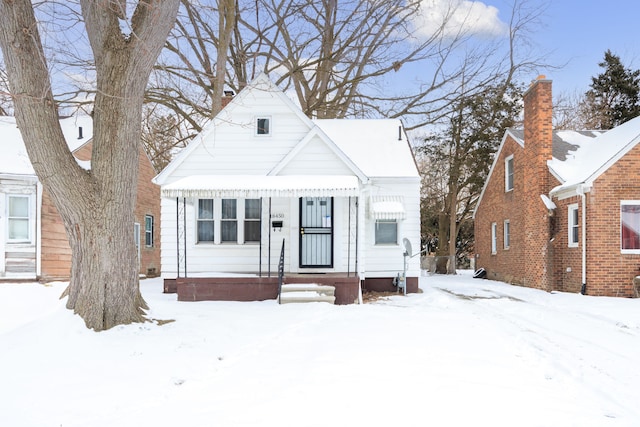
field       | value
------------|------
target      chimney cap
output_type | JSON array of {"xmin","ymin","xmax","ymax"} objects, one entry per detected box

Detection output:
[{"xmin": 224, "ymin": 90, "xmax": 235, "ymax": 97}]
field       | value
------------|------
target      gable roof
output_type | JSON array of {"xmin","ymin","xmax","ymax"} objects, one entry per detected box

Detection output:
[
  {"xmin": 154, "ymin": 74, "xmax": 419, "ymax": 187},
  {"xmin": 0, "ymin": 115, "xmax": 93, "ymax": 176},
  {"xmin": 154, "ymin": 73, "xmax": 315, "ymax": 184},
  {"xmin": 268, "ymin": 125, "xmax": 368, "ymax": 182},
  {"xmin": 473, "ymin": 126, "xmax": 604, "ymax": 218}
]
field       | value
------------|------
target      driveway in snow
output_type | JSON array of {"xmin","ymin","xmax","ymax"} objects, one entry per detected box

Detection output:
[{"xmin": 0, "ymin": 271, "xmax": 639, "ymax": 426}]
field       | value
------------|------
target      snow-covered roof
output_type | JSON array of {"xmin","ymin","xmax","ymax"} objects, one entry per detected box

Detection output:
[
  {"xmin": 0, "ymin": 115, "xmax": 94, "ymax": 176},
  {"xmin": 549, "ymin": 117, "xmax": 640, "ymax": 192},
  {"xmin": 314, "ymin": 119, "xmax": 418, "ymax": 178}
]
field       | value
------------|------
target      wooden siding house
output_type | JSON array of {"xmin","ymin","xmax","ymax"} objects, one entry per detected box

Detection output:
[
  {"xmin": 474, "ymin": 76, "xmax": 640, "ymax": 297},
  {"xmin": 153, "ymin": 73, "xmax": 421, "ymax": 303},
  {"xmin": 0, "ymin": 115, "xmax": 160, "ymax": 280}
]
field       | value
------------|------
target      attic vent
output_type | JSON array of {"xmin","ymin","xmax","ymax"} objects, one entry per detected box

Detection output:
[{"xmin": 78, "ymin": 126, "xmax": 83, "ymax": 139}]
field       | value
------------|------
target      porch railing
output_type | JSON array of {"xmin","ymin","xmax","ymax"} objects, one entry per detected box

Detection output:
[{"xmin": 277, "ymin": 238, "xmax": 285, "ymax": 304}]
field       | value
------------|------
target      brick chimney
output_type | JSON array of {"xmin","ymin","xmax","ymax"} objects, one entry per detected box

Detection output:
[
  {"xmin": 522, "ymin": 75, "xmax": 553, "ymax": 291},
  {"xmin": 221, "ymin": 90, "xmax": 235, "ymax": 109},
  {"xmin": 523, "ymin": 75, "xmax": 553, "ymax": 192}
]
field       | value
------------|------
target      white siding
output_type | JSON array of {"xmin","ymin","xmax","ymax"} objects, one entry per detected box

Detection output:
[
  {"xmin": 277, "ymin": 137, "xmax": 355, "ymax": 176},
  {"xmin": 362, "ymin": 178, "xmax": 421, "ymax": 278}
]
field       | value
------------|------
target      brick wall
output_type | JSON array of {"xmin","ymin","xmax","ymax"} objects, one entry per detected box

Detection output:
[
  {"xmin": 474, "ymin": 134, "xmax": 526, "ymax": 285},
  {"xmin": 583, "ymin": 144, "xmax": 640, "ymax": 296},
  {"xmin": 475, "ymin": 77, "xmax": 554, "ymax": 288}
]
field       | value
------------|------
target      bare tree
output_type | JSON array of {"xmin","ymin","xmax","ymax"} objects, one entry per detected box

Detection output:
[
  {"xmin": 145, "ymin": 0, "xmax": 547, "ymax": 151},
  {"xmin": 0, "ymin": 0, "xmax": 179, "ymax": 330}
]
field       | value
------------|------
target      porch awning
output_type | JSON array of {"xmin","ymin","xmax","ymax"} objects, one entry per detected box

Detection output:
[
  {"xmin": 162, "ymin": 175, "xmax": 361, "ymax": 199},
  {"xmin": 370, "ymin": 196, "xmax": 406, "ymax": 220}
]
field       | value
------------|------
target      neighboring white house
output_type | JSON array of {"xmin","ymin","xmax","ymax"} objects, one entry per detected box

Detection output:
[
  {"xmin": 153, "ymin": 73, "xmax": 421, "ymax": 303},
  {"xmin": 0, "ymin": 115, "xmax": 93, "ymax": 279}
]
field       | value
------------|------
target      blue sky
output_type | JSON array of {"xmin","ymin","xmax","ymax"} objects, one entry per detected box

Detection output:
[{"xmin": 491, "ymin": 0, "xmax": 640, "ymax": 96}]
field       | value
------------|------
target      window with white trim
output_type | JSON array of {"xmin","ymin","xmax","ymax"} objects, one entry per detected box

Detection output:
[
  {"xmin": 244, "ymin": 199, "xmax": 261, "ymax": 242},
  {"xmin": 503, "ymin": 220, "xmax": 510, "ymax": 249},
  {"xmin": 568, "ymin": 204, "xmax": 579, "ymax": 247},
  {"xmin": 7, "ymin": 195, "xmax": 30, "ymax": 242},
  {"xmin": 505, "ymin": 155, "xmax": 514, "ymax": 192},
  {"xmin": 491, "ymin": 222, "xmax": 497, "ymax": 254},
  {"xmin": 197, "ymin": 199, "xmax": 215, "ymax": 242},
  {"xmin": 621, "ymin": 201, "xmax": 640, "ymax": 253},
  {"xmin": 256, "ymin": 117, "xmax": 271, "ymax": 135},
  {"xmin": 144, "ymin": 215, "xmax": 154, "ymax": 247},
  {"xmin": 375, "ymin": 219, "xmax": 397, "ymax": 245},
  {"xmin": 197, "ymin": 198, "xmax": 261, "ymax": 244},
  {"xmin": 221, "ymin": 199, "xmax": 238, "ymax": 242}
]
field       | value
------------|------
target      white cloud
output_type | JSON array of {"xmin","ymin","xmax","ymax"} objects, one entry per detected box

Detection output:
[{"xmin": 415, "ymin": 0, "xmax": 508, "ymax": 39}]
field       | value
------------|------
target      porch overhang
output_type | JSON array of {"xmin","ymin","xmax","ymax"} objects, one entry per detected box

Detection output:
[{"xmin": 161, "ymin": 175, "xmax": 361, "ymax": 199}]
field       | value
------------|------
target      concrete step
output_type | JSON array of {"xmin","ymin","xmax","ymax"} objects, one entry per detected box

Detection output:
[
  {"xmin": 279, "ymin": 283, "xmax": 336, "ymax": 304},
  {"xmin": 281, "ymin": 284, "xmax": 335, "ymax": 295}
]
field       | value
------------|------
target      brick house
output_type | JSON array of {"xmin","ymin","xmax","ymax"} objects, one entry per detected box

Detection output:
[
  {"xmin": 474, "ymin": 76, "xmax": 640, "ymax": 297},
  {"xmin": 0, "ymin": 115, "xmax": 160, "ymax": 280}
]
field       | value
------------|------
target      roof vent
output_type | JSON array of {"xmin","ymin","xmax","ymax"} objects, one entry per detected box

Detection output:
[{"xmin": 78, "ymin": 126, "xmax": 83, "ymax": 139}]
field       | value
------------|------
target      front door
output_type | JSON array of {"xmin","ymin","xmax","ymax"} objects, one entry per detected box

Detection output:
[{"xmin": 299, "ymin": 197, "xmax": 333, "ymax": 268}]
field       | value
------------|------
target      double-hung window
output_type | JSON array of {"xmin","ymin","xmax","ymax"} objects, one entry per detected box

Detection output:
[
  {"xmin": 568, "ymin": 204, "xmax": 579, "ymax": 247},
  {"xmin": 621, "ymin": 201, "xmax": 640, "ymax": 252},
  {"xmin": 244, "ymin": 199, "xmax": 261, "ymax": 242},
  {"xmin": 197, "ymin": 198, "xmax": 261, "ymax": 244},
  {"xmin": 197, "ymin": 199, "xmax": 215, "ymax": 242},
  {"xmin": 221, "ymin": 199, "xmax": 238, "ymax": 242},
  {"xmin": 505, "ymin": 155, "xmax": 514, "ymax": 192},
  {"xmin": 7, "ymin": 195, "xmax": 30, "ymax": 242},
  {"xmin": 144, "ymin": 215, "xmax": 154, "ymax": 247}
]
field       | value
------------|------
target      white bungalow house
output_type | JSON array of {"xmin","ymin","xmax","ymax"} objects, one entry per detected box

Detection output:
[{"xmin": 153, "ymin": 74, "xmax": 421, "ymax": 304}]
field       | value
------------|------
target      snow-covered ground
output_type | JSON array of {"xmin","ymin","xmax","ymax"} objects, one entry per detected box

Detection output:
[{"xmin": 1, "ymin": 271, "xmax": 639, "ymax": 427}]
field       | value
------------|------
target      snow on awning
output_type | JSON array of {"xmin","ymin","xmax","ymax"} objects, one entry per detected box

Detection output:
[
  {"xmin": 161, "ymin": 175, "xmax": 361, "ymax": 199},
  {"xmin": 370, "ymin": 196, "xmax": 406, "ymax": 220}
]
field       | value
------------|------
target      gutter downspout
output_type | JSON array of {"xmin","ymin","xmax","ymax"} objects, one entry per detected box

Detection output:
[{"xmin": 579, "ymin": 186, "xmax": 587, "ymax": 295}]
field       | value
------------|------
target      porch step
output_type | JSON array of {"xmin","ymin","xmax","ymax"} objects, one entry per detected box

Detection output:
[{"xmin": 279, "ymin": 283, "xmax": 336, "ymax": 304}]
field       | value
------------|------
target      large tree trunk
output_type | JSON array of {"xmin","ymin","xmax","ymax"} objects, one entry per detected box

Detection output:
[{"xmin": 0, "ymin": 0, "xmax": 179, "ymax": 330}]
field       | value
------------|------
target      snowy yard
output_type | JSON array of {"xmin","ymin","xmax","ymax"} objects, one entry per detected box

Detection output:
[{"xmin": 1, "ymin": 271, "xmax": 639, "ymax": 427}]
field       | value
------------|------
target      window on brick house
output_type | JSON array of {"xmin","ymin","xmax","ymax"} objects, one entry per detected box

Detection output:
[
  {"xmin": 503, "ymin": 220, "xmax": 510, "ymax": 249},
  {"xmin": 145, "ymin": 215, "xmax": 154, "ymax": 247},
  {"xmin": 505, "ymin": 155, "xmax": 514, "ymax": 192},
  {"xmin": 491, "ymin": 222, "xmax": 497, "ymax": 254},
  {"xmin": 621, "ymin": 201, "xmax": 640, "ymax": 252},
  {"xmin": 568, "ymin": 204, "xmax": 579, "ymax": 248}
]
